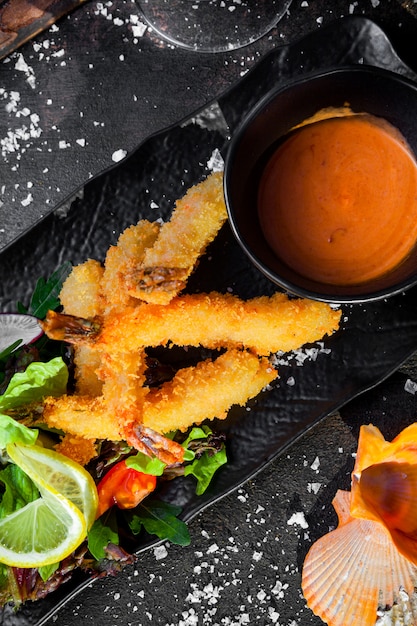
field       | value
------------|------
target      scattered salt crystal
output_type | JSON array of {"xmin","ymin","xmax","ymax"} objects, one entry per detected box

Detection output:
[
  {"xmin": 153, "ymin": 545, "xmax": 168, "ymax": 560},
  {"xmin": 207, "ymin": 148, "xmax": 224, "ymax": 172},
  {"xmin": 310, "ymin": 456, "xmax": 320, "ymax": 471},
  {"xmin": 271, "ymin": 580, "xmax": 287, "ymax": 598},
  {"xmin": 286, "ymin": 376, "xmax": 295, "ymax": 386},
  {"xmin": 14, "ymin": 54, "xmax": 30, "ymax": 74},
  {"xmin": 307, "ymin": 482, "xmax": 322, "ymax": 495},
  {"xmin": 131, "ymin": 22, "xmax": 147, "ymax": 38},
  {"xmin": 257, "ymin": 589, "xmax": 267, "ymax": 601},
  {"xmin": 405, "ymin": 379, "xmax": 417, "ymax": 395},
  {"xmin": 287, "ymin": 511, "xmax": 308, "ymax": 529},
  {"xmin": 14, "ymin": 53, "xmax": 36, "ymax": 88},
  {"xmin": 21, "ymin": 193, "xmax": 33, "ymax": 206},
  {"xmin": 112, "ymin": 148, "xmax": 127, "ymax": 162}
]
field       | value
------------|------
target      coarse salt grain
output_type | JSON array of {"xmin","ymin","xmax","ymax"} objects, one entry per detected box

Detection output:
[
  {"xmin": 307, "ymin": 482, "xmax": 322, "ymax": 494},
  {"xmin": 287, "ymin": 511, "xmax": 309, "ymax": 529},
  {"xmin": 310, "ymin": 456, "xmax": 320, "ymax": 471},
  {"xmin": 405, "ymin": 378, "xmax": 417, "ymax": 395},
  {"xmin": 153, "ymin": 544, "xmax": 168, "ymax": 560},
  {"xmin": 112, "ymin": 148, "xmax": 127, "ymax": 162}
]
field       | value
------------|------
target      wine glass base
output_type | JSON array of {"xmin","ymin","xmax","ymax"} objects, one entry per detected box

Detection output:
[{"xmin": 137, "ymin": 0, "xmax": 292, "ymax": 53}]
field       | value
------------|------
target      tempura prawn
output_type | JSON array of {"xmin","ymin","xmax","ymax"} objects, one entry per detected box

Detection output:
[
  {"xmin": 42, "ymin": 291, "xmax": 341, "ymax": 357},
  {"xmin": 41, "ymin": 349, "xmax": 276, "ymax": 444},
  {"xmin": 126, "ymin": 171, "xmax": 227, "ymax": 304}
]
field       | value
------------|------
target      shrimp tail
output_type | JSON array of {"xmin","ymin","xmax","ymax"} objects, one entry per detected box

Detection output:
[
  {"xmin": 125, "ymin": 423, "xmax": 185, "ymax": 466},
  {"xmin": 130, "ymin": 266, "xmax": 189, "ymax": 296},
  {"xmin": 40, "ymin": 311, "xmax": 101, "ymax": 342}
]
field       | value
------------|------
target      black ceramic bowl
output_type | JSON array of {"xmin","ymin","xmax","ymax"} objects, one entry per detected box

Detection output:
[{"xmin": 224, "ymin": 66, "xmax": 417, "ymax": 303}]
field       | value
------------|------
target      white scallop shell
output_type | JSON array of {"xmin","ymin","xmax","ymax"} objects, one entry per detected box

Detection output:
[
  {"xmin": 0, "ymin": 314, "xmax": 43, "ymax": 353},
  {"xmin": 302, "ymin": 490, "xmax": 417, "ymax": 626}
]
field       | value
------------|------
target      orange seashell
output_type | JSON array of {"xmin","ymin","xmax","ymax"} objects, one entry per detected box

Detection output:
[
  {"xmin": 351, "ymin": 424, "xmax": 417, "ymax": 564},
  {"xmin": 302, "ymin": 490, "xmax": 417, "ymax": 626},
  {"xmin": 359, "ymin": 461, "xmax": 417, "ymax": 534},
  {"xmin": 353, "ymin": 423, "xmax": 417, "ymax": 474}
]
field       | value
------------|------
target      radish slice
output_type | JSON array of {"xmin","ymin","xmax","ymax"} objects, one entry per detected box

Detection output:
[{"xmin": 0, "ymin": 314, "xmax": 43, "ymax": 353}]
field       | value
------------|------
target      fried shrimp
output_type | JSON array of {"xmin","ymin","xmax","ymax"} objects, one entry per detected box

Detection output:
[
  {"xmin": 59, "ymin": 259, "xmax": 104, "ymax": 396},
  {"xmin": 42, "ymin": 393, "xmax": 185, "ymax": 464},
  {"xmin": 59, "ymin": 259, "xmax": 104, "ymax": 317},
  {"xmin": 142, "ymin": 349, "xmax": 277, "ymax": 434},
  {"xmin": 41, "ymin": 349, "xmax": 276, "ymax": 440},
  {"xmin": 38, "ymin": 171, "xmax": 341, "ymax": 467},
  {"xmin": 126, "ymin": 171, "xmax": 227, "ymax": 304},
  {"xmin": 42, "ymin": 292, "xmax": 341, "ymax": 357},
  {"xmin": 101, "ymin": 220, "xmax": 160, "ymax": 314},
  {"xmin": 43, "ymin": 395, "xmax": 122, "ymax": 441}
]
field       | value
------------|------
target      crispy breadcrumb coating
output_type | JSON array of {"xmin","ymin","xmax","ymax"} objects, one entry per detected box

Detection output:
[
  {"xmin": 60, "ymin": 259, "xmax": 104, "ymax": 396},
  {"xmin": 101, "ymin": 220, "xmax": 160, "ymax": 314},
  {"xmin": 45, "ymin": 292, "xmax": 340, "ymax": 357},
  {"xmin": 127, "ymin": 171, "xmax": 227, "ymax": 304},
  {"xmin": 39, "ymin": 172, "xmax": 341, "ymax": 463},
  {"xmin": 142, "ymin": 349, "xmax": 277, "ymax": 433},
  {"xmin": 55, "ymin": 434, "xmax": 97, "ymax": 466}
]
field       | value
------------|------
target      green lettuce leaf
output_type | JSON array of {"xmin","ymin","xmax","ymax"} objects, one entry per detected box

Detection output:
[
  {"xmin": 38, "ymin": 562, "xmax": 59, "ymax": 582},
  {"xmin": 182, "ymin": 425, "xmax": 212, "ymax": 448},
  {"xmin": 0, "ymin": 357, "xmax": 68, "ymax": 412},
  {"xmin": 0, "ymin": 414, "xmax": 38, "ymax": 448},
  {"xmin": 184, "ymin": 446, "xmax": 227, "ymax": 495},
  {"xmin": 19, "ymin": 262, "xmax": 72, "ymax": 319},
  {"xmin": 125, "ymin": 451, "xmax": 166, "ymax": 476},
  {"xmin": 128, "ymin": 500, "xmax": 190, "ymax": 546},
  {"xmin": 88, "ymin": 510, "xmax": 120, "ymax": 561},
  {"xmin": 0, "ymin": 464, "xmax": 40, "ymax": 518}
]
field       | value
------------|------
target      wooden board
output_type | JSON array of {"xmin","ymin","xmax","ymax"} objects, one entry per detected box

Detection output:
[{"xmin": 0, "ymin": 0, "xmax": 89, "ymax": 60}]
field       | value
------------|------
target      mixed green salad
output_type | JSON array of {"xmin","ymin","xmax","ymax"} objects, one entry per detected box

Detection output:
[{"xmin": 0, "ymin": 264, "xmax": 227, "ymax": 608}]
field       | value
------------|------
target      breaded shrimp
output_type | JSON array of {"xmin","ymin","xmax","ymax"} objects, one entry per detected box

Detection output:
[
  {"xmin": 126, "ymin": 172, "xmax": 227, "ymax": 304},
  {"xmin": 101, "ymin": 220, "xmax": 160, "ymax": 314},
  {"xmin": 41, "ymin": 350, "xmax": 276, "ymax": 446},
  {"xmin": 42, "ymin": 292, "xmax": 341, "ymax": 357},
  {"xmin": 59, "ymin": 259, "xmax": 104, "ymax": 317},
  {"xmin": 59, "ymin": 259, "xmax": 104, "ymax": 396},
  {"xmin": 99, "ymin": 349, "xmax": 149, "ymax": 434},
  {"xmin": 142, "ymin": 348, "xmax": 277, "ymax": 434},
  {"xmin": 43, "ymin": 395, "xmax": 121, "ymax": 441},
  {"xmin": 55, "ymin": 434, "xmax": 97, "ymax": 466},
  {"xmin": 42, "ymin": 394, "xmax": 184, "ymax": 465}
]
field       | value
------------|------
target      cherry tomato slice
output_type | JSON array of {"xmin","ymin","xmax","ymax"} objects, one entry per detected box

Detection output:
[{"xmin": 97, "ymin": 460, "xmax": 157, "ymax": 517}]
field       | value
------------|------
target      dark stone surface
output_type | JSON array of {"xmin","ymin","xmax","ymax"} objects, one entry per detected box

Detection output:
[{"xmin": 2, "ymin": 2, "xmax": 417, "ymax": 625}]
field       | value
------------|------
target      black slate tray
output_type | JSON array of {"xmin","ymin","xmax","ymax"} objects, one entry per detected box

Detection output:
[{"xmin": 1, "ymin": 15, "xmax": 417, "ymax": 626}]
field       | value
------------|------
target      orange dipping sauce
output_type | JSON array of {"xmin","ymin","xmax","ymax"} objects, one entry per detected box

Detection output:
[{"xmin": 258, "ymin": 113, "xmax": 417, "ymax": 286}]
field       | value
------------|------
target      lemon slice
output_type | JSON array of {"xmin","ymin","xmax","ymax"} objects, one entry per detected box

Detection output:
[
  {"xmin": 0, "ymin": 443, "xmax": 99, "ymax": 567},
  {"xmin": 6, "ymin": 442, "xmax": 98, "ymax": 529},
  {"xmin": 0, "ymin": 486, "xmax": 86, "ymax": 567}
]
